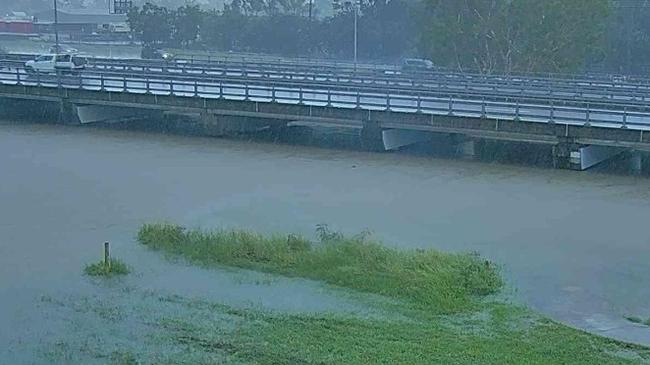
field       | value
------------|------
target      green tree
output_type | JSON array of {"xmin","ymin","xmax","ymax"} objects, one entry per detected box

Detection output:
[
  {"xmin": 174, "ymin": 3, "xmax": 202, "ymax": 47},
  {"xmin": 418, "ymin": 0, "xmax": 609, "ymax": 74},
  {"xmin": 604, "ymin": 0, "xmax": 650, "ymax": 74},
  {"xmin": 127, "ymin": 3, "xmax": 174, "ymax": 46}
]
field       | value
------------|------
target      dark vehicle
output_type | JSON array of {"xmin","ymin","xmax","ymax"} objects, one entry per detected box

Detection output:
[
  {"xmin": 141, "ymin": 46, "xmax": 174, "ymax": 61},
  {"xmin": 401, "ymin": 58, "xmax": 435, "ymax": 72}
]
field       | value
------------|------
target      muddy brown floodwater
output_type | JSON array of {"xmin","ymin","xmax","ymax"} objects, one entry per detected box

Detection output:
[{"xmin": 2, "ymin": 120, "xmax": 650, "ymax": 362}]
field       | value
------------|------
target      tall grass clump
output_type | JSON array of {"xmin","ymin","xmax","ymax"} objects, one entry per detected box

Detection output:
[
  {"xmin": 137, "ymin": 223, "xmax": 502, "ymax": 313},
  {"xmin": 84, "ymin": 259, "xmax": 130, "ymax": 277}
]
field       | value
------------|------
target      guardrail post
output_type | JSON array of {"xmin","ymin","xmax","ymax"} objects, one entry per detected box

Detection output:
[
  {"xmin": 194, "ymin": 80, "xmax": 198, "ymax": 97},
  {"xmin": 36, "ymin": 70, "xmax": 41, "ymax": 86},
  {"xmin": 271, "ymin": 85, "xmax": 276, "ymax": 102},
  {"xmin": 299, "ymin": 87, "xmax": 304, "ymax": 104},
  {"xmin": 356, "ymin": 91, "xmax": 361, "ymax": 109},
  {"xmin": 481, "ymin": 98, "xmax": 486, "ymax": 118},
  {"xmin": 515, "ymin": 101, "xmax": 520, "ymax": 121},
  {"xmin": 327, "ymin": 90, "xmax": 332, "ymax": 107},
  {"xmin": 16, "ymin": 68, "xmax": 21, "ymax": 85},
  {"xmin": 145, "ymin": 78, "xmax": 150, "ymax": 94},
  {"xmin": 170, "ymin": 80, "xmax": 174, "ymax": 95},
  {"xmin": 416, "ymin": 94, "xmax": 422, "ymax": 113},
  {"xmin": 447, "ymin": 96, "xmax": 453, "ymax": 116},
  {"xmin": 245, "ymin": 83, "xmax": 250, "ymax": 101},
  {"xmin": 584, "ymin": 105, "xmax": 591, "ymax": 126},
  {"xmin": 386, "ymin": 92, "xmax": 391, "ymax": 111},
  {"xmin": 100, "ymin": 74, "xmax": 105, "ymax": 91},
  {"xmin": 57, "ymin": 72, "xmax": 62, "ymax": 88},
  {"xmin": 548, "ymin": 100, "xmax": 555, "ymax": 124},
  {"xmin": 219, "ymin": 81, "xmax": 224, "ymax": 99},
  {"xmin": 622, "ymin": 107, "xmax": 628, "ymax": 129},
  {"xmin": 122, "ymin": 76, "xmax": 126, "ymax": 92}
]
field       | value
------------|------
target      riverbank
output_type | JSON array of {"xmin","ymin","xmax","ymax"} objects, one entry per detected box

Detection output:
[{"xmin": 48, "ymin": 223, "xmax": 647, "ymax": 364}]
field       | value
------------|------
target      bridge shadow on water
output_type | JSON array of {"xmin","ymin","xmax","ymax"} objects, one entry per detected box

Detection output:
[
  {"xmin": 2, "ymin": 97, "xmax": 647, "ymax": 178},
  {"xmin": 86, "ymin": 114, "xmax": 650, "ymax": 178}
]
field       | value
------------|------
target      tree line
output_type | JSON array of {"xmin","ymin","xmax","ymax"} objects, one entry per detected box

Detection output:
[{"xmin": 127, "ymin": 0, "xmax": 650, "ymax": 75}]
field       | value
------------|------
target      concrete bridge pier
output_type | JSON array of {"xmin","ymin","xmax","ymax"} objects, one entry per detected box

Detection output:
[
  {"xmin": 58, "ymin": 99, "xmax": 80, "ymax": 125},
  {"xmin": 452, "ymin": 135, "xmax": 478, "ymax": 159},
  {"xmin": 199, "ymin": 112, "xmax": 280, "ymax": 137},
  {"xmin": 630, "ymin": 151, "xmax": 643, "ymax": 175},
  {"xmin": 361, "ymin": 122, "xmax": 432, "ymax": 151},
  {"xmin": 75, "ymin": 104, "xmax": 159, "ymax": 124},
  {"xmin": 553, "ymin": 141, "xmax": 625, "ymax": 170},
  {"xmin": 381, "ymin": 129, "xmax": 430, "ymax": 150},
  {"xmin": 359, "ymin": 122, "xmax": 384, "ymax": 151}
]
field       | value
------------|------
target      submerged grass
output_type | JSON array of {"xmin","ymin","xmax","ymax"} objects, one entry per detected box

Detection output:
[
  {"xmin": 627, "ymin": 316, "xmax": 650, "ymax": 327},
  {"xmin": 84, "ymin": 259, "xmax": 130, "ymax": 277},
  {"xmin": 137, "ymin": 223, "xmax": 502, "ymax": 314},
  {"xmin": 132, "ymin": 223, "xmax": 650, "ymax": 364},
  {"xmin": 150, "ymin": 298, "xmax": 649, "ymax": 365}
]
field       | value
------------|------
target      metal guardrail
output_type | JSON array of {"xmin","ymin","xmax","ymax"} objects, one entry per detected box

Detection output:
[
  {"xmin": 3, "ymin": 63, "xmax": 647, "ymax": 113},
  {"xmin": 5, "ymin": 55, "xmax": 650, "ymax": 110},
  {"xmin": 171, "ymin": 51, "xmax": 650, "ymax": 86},
  {"xmin": 8, "ymin": 51, "xmax": 650, "ymax": 88},
  {"xmin": 1, "ymin": 66, "xmax": 648, "ymax": 131},
  {"xmin": 92, "ymin": 56, "xmax": 650, "ymax": 93}
]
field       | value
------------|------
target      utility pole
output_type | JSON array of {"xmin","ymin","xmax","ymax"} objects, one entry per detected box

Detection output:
[
  {"xmin": 353, "ymin": 0, "xmax": 358, "ymax": 69},
  {"xmin": 53, "ymin": 0, "xmax": 59, "ymax": 51},
  {"xmin": 308, "ymin": 0, "xmax": 313, "ymax": 20}
]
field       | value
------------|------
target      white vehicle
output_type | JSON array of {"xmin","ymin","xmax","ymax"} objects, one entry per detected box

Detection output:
[
  {"xmin": 25, "ymin": 53, "xmax": 86, "ymax": 74},
  {"xmin": 401, "ymin": 58, "xmax": 435, "ymax": 72}
]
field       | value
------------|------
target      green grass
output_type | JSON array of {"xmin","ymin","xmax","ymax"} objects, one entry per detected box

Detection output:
[
  {"xmin": 137, "ymin": 223, "xmax": 502, "ymax": 314},
  {"xmin": 84, "ymin": 259, "xmax": 130, "ymax": 277},
  {"xmin": 150, "ymin": 298, "xmax": 649, "ymax": 365},
  {"xmin": 134, "ymin": 223, "xmax": 650, "ymax": 364}
]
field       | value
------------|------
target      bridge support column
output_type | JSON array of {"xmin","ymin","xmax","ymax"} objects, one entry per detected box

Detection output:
[
  {"xmin": 553, "ymin": 141, "xmax": 625, "ymax": 170},
  {"xmin": 452, "ymin": 135, "xmax": 478, "ymax": 159},
  {"xmin": 630, "ymin": 151, "xmax": 643, "ymax": 175},
  {"xmin": 58, "ymin": 99, "xmax": 80, "ymax": 125},
  {"xmin": 360, "ymin": 122, "xmax": 431, "ymax": 151},
  {"xmin": 359, "ymin": 122, "xmax": 384, "ymax": 151},
  {"xmin": 199, "ymin": 112, "xmax": 277, "ymax": 137},
  {"xmin": 76, "ymin": 105, "xmax": 157, "ymax": 124},
  {"xmin": 381, "ymin": 129, "xmax": 430, "ymax": 150}
]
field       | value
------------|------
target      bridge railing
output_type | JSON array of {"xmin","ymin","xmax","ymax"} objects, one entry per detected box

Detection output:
[
  {"xmin": 1, "ymin": 66, "xmax": 648, "ymax": 131},
  {"xmin": 6, "ymin": 53, "xmax": 650, "ymax": 104},
  {"xmin": 5, "ymin": 57, "xmax": 650, "ymax": 110},
  {"xmin": 5, "ymin": 63, "xmax": 648, "ymax": 114}
]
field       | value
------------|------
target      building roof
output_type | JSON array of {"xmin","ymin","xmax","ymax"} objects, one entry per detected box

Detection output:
[
  {"xmin": 2, "ymin": 11, "xmax": 32, "ymax": 21},
  {"xmin": 33, "ymin": 10, "xmax": 127, "ymax": 25}
]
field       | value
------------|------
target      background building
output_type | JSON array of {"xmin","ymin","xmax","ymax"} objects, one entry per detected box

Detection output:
[
  {"xmin": 0, "ymin": 11, "xmax": 36, "ymax": 35},
  {"xmin": 33, "ymin": 9, "xmax": 128, "ymax": 41}
]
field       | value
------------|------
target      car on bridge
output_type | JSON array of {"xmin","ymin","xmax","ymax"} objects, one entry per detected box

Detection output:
[
  {"xmin": 401, "ymin": 58, "xmax": 435, "ymax": 72},
  {"xmin": 24, "ymin": 53, "xmax": 86, "ymax": 75},
  {"xmin": 141, "ymin": 46, "xmax": 175, "ymax": 62}
]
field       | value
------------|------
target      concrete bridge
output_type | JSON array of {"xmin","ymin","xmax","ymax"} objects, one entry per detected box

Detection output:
[{"xmin": 1, "ymin": 55, "xmax": 650, "ymax": 171}]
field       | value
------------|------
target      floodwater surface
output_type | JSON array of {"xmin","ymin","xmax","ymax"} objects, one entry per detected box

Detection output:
[{"xmin": 1, "ymin": 121, "xmax": 650, "ymax": 361}]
